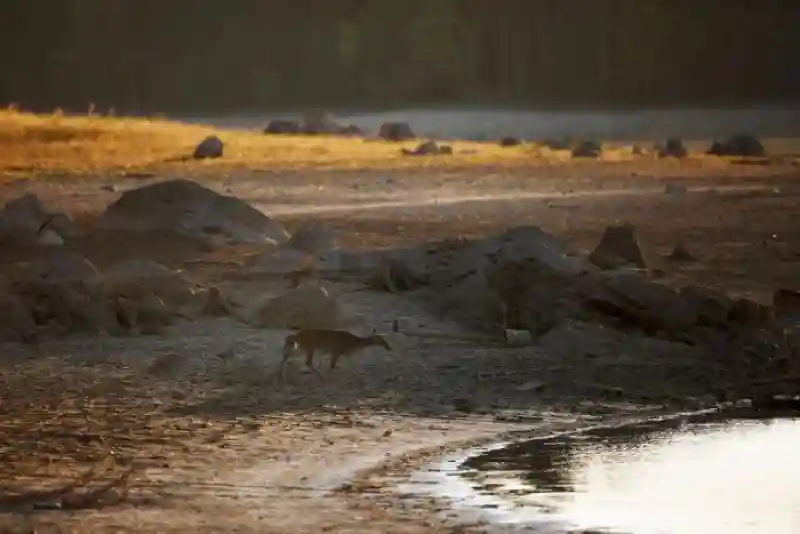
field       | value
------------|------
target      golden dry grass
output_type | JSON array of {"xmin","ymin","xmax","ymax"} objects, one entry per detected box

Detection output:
[
  {"xmin": 2, "ymin": 109, "xmax": 793, "ymax": 177},
  {"xmin": 0, "ymin": 109, "xmax": 546, "ymax": 175}
]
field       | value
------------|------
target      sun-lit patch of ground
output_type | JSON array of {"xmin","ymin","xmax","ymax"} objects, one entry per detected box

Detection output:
[{"xmin": 0, "ymin": 109, "xmax": 547, "ymax": 175}]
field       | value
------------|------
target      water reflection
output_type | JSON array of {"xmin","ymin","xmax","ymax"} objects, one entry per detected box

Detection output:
[{"xmin": 459, "ymin": 414, "xmax": 800, "ymax": 534}]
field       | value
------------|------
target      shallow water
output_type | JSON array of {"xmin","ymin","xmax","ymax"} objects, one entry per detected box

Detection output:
[{"xmin": 412, "ymin": 412, "xmax": 800, "ymax": 534}]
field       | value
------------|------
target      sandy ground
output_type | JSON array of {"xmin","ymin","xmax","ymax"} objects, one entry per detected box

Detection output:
[{"xmin": 0, "ymin": 158, "xmax": 798, "ymax": 533}]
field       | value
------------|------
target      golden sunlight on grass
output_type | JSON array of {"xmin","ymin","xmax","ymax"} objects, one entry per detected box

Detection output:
[{"xmin": 0, "ymin": 109, "xmax": 547, "ymax": 175}]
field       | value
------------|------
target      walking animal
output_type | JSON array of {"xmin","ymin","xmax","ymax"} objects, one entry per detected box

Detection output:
[{"xmin": 280, "ymin": 328, "xmax": 392, "ymax": 382}]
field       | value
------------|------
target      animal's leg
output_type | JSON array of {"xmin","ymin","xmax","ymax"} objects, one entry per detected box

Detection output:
[
  {"xmin": 330, "ymin": 350, "xmax": 348, "ymax": 371},
  {"xmin": 280, "ymin": 339, "xmax": 295, "ymax": 385},
  {"xmin": 304, "ymin": 347, "xmax": 325, "ymax": 383}
]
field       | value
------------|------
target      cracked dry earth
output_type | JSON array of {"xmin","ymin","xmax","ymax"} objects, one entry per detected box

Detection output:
[{"xmin": 1, "ymin": 160, "xmax": 799, "ymax": 533}]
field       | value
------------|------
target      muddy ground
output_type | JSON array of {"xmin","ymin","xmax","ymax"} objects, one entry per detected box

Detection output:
[{"xmin": 0, "ymin": 159, "xmax": 798, "ymax": 533}]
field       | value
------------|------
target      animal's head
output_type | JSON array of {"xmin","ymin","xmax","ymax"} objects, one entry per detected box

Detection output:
[{"xmin": 369, "ymin": 330, "xmax": 392, "ymax": 351}]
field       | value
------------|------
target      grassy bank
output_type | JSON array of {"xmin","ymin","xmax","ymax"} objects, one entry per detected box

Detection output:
[{"xmin": 0, "ymin": 109, "xmax": 544, "ymax": 175}]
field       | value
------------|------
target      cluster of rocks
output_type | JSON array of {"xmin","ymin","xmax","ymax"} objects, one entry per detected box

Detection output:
[
  {"xmin": 0, "ymin": 252, "xmax": 222, "ymax": 343},
  {"xmin": 0, "ymin": 180, "xmax": 296, "ymax": 342},
  {"xmin": 192, "ymin": 112, "xmax": 768, "ymax": 164},
  {"xmin": 3, "ymin": 178, "xmax": 793, "ymax": 404},
  {"xmin": 263, "ymin": 113, "xmax": 418, "ymax": 143},
  {"xmin": 519, "ymin": 133, "xmax": 768, "ymax": 160},
  {"xmin": 264, "ymin": 112, "xmax": 364, "ymax": 137},
  {"xmin": 344, "ymin": 224, "xmax": 798, "ymax": 400}
]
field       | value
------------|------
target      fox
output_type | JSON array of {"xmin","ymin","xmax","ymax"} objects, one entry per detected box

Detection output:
[{"xmin": 280, "ymin": 328, "xmax": 392, "ymax": 383}]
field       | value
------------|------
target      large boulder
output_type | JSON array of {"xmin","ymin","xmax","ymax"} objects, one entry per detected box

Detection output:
[
  {"xmin": 192, "ymin": 135, "xmax": 224, "ymax": 159},
  {"xmin": 437, "ymin": 271, "xmax": 506, "ymax": 333},
  {"xmin": 592, "ymin": 271, "xmax": 699, "ymax": 333},
  {"xmin": 102, "ymin": 258, "xmax": 201, "ymax": 308},
  {"xmin": 95, "ymin": 179, "xmax": 289, "ymax": 245},
  {"xmin": 379, "ymin": 122, "xmax": 415, "ymax": 142},
  {"xmin": 23, "ymin": 252, "xmax": 101, "ymax": 285},
  {"xmin": 499, "ymin": 136, "xmax": 523, "ymax": 147},
  {"xmin": 679, "ymin": 285, "xmax": 734, "ymax": 327},
  {"xmin": 248, "ymin": 284, "xmax": 351, "ymax": 330},
  {"xmin": 264, "ymin": 119, "xmax": 301, "ymax": 135},
  {"xmin": 588, "ymin": 224, "xmax": 648, "ymax": 270}
]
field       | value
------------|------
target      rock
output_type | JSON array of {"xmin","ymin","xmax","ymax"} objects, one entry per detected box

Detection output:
[
  {"xmin": 134, "ymin": 294, "xmax": 174, "ymax": 334},
  {"xmin": 248, "ymin": 284, "xmax": 351, "ymax": 330},
  {"xmin": 438, "ymin": 272, "xmax": 506, "ymax": 333},
  {"xmin": 499, "ymin": 136, "xmax": 522, "ymax": 147},
  {"xmin": 707, "ymin": 134, "xmax": 766, "ymax": 157},
  {"xmin": 773, "ymin": 289, "xmax": 800, "ymax": 318},
  {"xmin": 368, "ymin": 258, "xmax": 424, "ymax": 293},
  {"xmin": 0, "ymin": 195, "xmax": 75, "ymax": 245},
  {"xmin": 666, "ymin": 243, "xmax": 696, "ymax": 262},
  {"xmin": 286, "ymin": 221, "xmax": 337, "ymax": 253},
  {"xmin": 102, "ymin": 258, "xmax": 199, "ymax": 307},
  {"xmin": 247, "ymin": 244, "xmax": 373, "ymax": 280},
  {"xmin": 44, "ymin": 282, "xmax": 120, "ymax": 335},
  {"xmin": 658, "ymin": 137, "xmax": 688, "ymax": 159},
  {"xmin": 486, "ymin": 259, "xmax": 585, "ymax": 335},
  {"xmin": 0, "ymin": 193, "xmax": 49, "ymax": 231},
  {"xmin": 728, "ymin": 297, "xmax": 774, "ymax": 327},
  {"xmin": 598, "ymin": 271, "xmax": 699, "ymax": 332},
  {"xmin": 589, "ymin": 224, "xmax": 648, "ymax": 270},
  {"xmin": 26, "ymin": 252, "xmax": 101, "ymax": 285},
  {"xmin": 379, "ymin": 122, "xmax": 415, "ymax": 142},
  {"xmin": 401, "ymin": 225, "xmax": 592, "ymax": 293},
  {"xmin": 571, "ymin": 140, "xmax": 602, "ymax": 158},
  {"xmin": 495, "ymin": 226, "xmax": 595, "ymax": 276},
  {"xmin": 95, "ymin": 179, "xmax": 289, "ymax": 245},
  {"xmin": 34, "ymin": 228, "xmax": 64, "ymax": 246},
  {"xmin": 192, "ymin": 135, "xmax": 224, "ymax": 159},
  {"xmin": 264, "ymin": 120, "xmax": 301, "ymax": 135},
  {"xmin": 0, "ymin": 291, "xmax": 38, "ymax": 342},
  {"xmin": 679, "ymin": 285, "xmax": 733, "ymax": 327},
  {"xmin": 401, "ymin": 140, "xmax": 448, "ymax": 156}
]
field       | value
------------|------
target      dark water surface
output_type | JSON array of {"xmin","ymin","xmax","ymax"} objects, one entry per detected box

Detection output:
[
  {"xmin": 413, "ymin": 410, "xmax": 800, "ymax": 534},
  {"xmin": 184, "ymin": 106, "xmax": 800, "ymax": 143}
]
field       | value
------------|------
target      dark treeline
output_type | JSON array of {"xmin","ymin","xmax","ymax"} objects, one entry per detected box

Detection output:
[{"xmin": 0, "ymin": 0, "xmax": 797, "ymax": 114}]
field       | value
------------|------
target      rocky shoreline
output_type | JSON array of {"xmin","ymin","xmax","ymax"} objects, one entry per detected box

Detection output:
[{"xmin": 0, "ymin": 167, "xmax": 797, "ymax": 533}]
